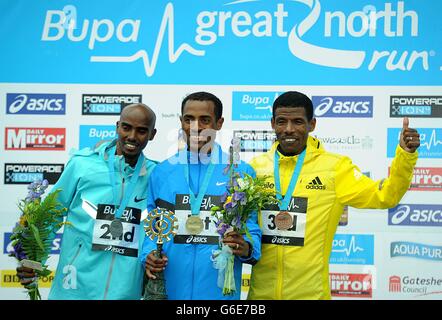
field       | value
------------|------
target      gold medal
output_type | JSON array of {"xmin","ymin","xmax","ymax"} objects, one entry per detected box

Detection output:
[
  {"xmin": 186, "ymin": 216, "xmax": 204, "ymax": 234},
  {"xmin": 275, "ymin": 211, "xmax": 293, "ymax": 231}
]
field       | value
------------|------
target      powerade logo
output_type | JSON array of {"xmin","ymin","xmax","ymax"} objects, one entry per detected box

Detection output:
[
  {"xmin": 6, "ymin": 93, "xmax": 66, "ymax": 115},
  {"xmin": 4, "ymin": 232, "xmax": 62, "ymax": 255},
  {"xmin": 4, "ymin": 163, "xmax": 64, "ymax": 184},
  {"xmin": 82, "ymin": 94, "xmax": 142, "ymax": 115},
  {"xmin": 232, "ymin": 92, "xmax": 279, "ymax": 121},
  {"xmin": 313, "ymin": 96, "xmax": 373, "ymax": 118},
  {"xmin": 390, "ymin": 241, "xmax": 442, "ymax": 261},
  {"xmin": 387, "ymin": 128, "xmax": 442, "ymax": 158},
  {"xmin": 5, "ymin": 128, "xmax": 66, "ymax": 150},
  {"xmin": 233, "ymin": 130, "xmax": 275, "ymax": 152},
  {"xmin": 388, "ymin": 204, "xmax": 442, "ymax": 227},
  {"xmin": 79, "ymin": 125, "xmax": 116, "ymax": 149},
  {"xmin": 330, "ymin": 234, "xmax": 374, "ymax": 265},
  {"xmin": 390, "ymin": 96, "xmax": 442, "ymax": 118}
]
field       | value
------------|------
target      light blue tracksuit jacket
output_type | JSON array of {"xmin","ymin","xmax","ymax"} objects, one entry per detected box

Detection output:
[{"xmin": 48, "ymin": 140, "xmax": 156, "ymax": 299}]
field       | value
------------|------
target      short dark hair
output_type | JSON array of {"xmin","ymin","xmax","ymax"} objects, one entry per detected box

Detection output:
[
  {"xmin": 273, "ymin": 91, "xmax": 314, "ymax": 121},
  {"xmin": 181, "ymin": 91, "xmax": 223, "ymax": 121}
]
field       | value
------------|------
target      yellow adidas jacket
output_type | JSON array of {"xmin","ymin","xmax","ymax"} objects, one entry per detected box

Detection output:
[{"xmin": 248, "ymin": 136, "xmax": 418, "ymax": 300}]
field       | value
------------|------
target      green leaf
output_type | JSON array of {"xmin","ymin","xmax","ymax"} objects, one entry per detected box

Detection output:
[{"xmin": 29, "ymin": 223, "xmax": 45, "ymax": 252}]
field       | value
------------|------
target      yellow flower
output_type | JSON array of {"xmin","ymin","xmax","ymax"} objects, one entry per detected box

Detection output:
[
  {"xmin": 223, "ymin": 196, "xmax": 232, "ymax": 209},
  {"xmin": 19, "ymin": 215, "xmax": 27, "ymax": 227}
]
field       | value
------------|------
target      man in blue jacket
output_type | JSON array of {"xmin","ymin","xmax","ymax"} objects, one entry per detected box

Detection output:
[
  {"xmin": 17, "ymin": 103, "xmax": 157, "ymax": 299},
  {"xmin": 140, "ymin": 91, "xmax": 261, "ymax": 300}
]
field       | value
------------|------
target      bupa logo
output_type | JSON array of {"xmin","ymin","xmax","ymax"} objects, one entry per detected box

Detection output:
[
  {"xmin": 39, "ymin": 1, "xmax": 437, "ymax": 78},
  {"xmin": 313, "ymin": 96, "xmax": 373, "ymax": 118},
  {"xmin": 79, "ymin": 125, "xmax": 116, "ymax": 149},
  {"xmin": 390, "ymin": 241, "xmax": 442, "ymax": 261},
  {"xmin": 388, "ymin": 204, "xmax": 442, "ymax": 227},
  {"xmin": 330, "ymin": 234, "xmax": 374, "ymax": 265},
  {"xmin": 6, "ymin": 93, "xmax": 66, "ymax": 115},
  {"xmin": 387, "ymin": 128, "xmax": 442, "ymax": 158},
  {"xmin": 5, "ymin": 127, "xmax": 66, "ymax": 150},
  {"xmin": 4, "ymin": 232, "xmax": 62, "ymax": 255},
  {"xmin": 232, "ymin": 92, "xmax": 280, "ymax": 121}
]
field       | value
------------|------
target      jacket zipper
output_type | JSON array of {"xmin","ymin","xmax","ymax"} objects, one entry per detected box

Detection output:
[
  {"xmin": 276, "ymin": 156, "xmax": 287, "ymax": 299},
  {"xmin": 190, "ymin": 163, "xmax": 201, "ymax": 299},
  {"xmin": 62, "ymin": 243, "xmax": 82, "ymax": 284},
  {"xmin": 68, "ymin": 243, "xmax": 82, "ymax": 266},
  {"xmin": 103, "ymin": 159, "xmax": 126, "ymax": 299},
  {"xmin": 276, "ymin": 246, "xmax": 283, "ymax": 299}
]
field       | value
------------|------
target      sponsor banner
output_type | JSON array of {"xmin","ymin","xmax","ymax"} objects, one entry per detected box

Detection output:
[
  {"xmin": 390, "ymin": 241, "xmax": 442, "ymax": 261},
  {"xmin": 388, "ymin": 275, "xmax": 442, "ymax": 298},
  {"xmin": 232, "ymin": 92, "xmax": 278, "ymax": 121},
  {"xmin": 388, "ymin": 204, "xmax": 442, "ymax": 227},
  {"xmin": 4, "ymin": 128, "xmax": 66, "ymax": 150},
  {"xmin": 82, "ymin": 94, "xmax": 142, "ymax": 115},
  {"xmin": 6, "ymin": 93, "xmax": 66, "ymax": 115},
  {"xmin": 79, "ymin": 125, "xmax": 116, "ymax": 149},
  {"xmin": 330, "ymin": 273, "xmax": 372, "ymax": 298},
  {"xmin": 410, "ymin": 167, "xmax": 442, "ymax": 191},
  {"xmin": 390, "ymin": 96, "xmax": 442, "ymax": 118},
  {"xmin": 387, "ymin": 128, "xmax": 442, "ymax": 158},
  {"xmin": 233, "ymin": 130, "xmax": 275, "ymax": 152},
  {"xmin": 330, "ymin": 234, "xmax": 374, "ymax": 265},
  {"xmin": 4, "ymin": 163, "xmax": 64, "ymax": 184},
  {"xmin": 313, "ymin": 96, "xmax": 373, "ymax": 118},
  {"xmin": 314, "ymin": 134, "xmax": 373, "ymax": 151},
  {"xmin": 1, "ymin": 1, "xmax": 441, "ymax": 85},
  {"xmin": 1, "ymin": 270, "xmax": 54, "ymax": 288},
  {"xmin": 4, "ymin": 232, "xmax": 62, "ymax": 255}
]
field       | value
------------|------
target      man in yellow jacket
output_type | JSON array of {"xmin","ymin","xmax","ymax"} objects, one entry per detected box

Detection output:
[{"xmin": 247, "ymin": 91, "xmax": 420, "ymax": 300}]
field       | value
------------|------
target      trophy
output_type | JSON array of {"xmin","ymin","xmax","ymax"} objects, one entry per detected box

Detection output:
[{"xmin": 142, "ymin": 207, "xmax": 178, "ymax": 300}]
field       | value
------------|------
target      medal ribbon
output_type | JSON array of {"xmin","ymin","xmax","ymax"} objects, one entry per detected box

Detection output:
[
  {"xmin": 107, "ymin": 144, "xmax": 144, "ymax": 219},
  {"xmin": 274, "ymin": 148, "xmax": 306, "ymax": 211},
  {"xmin": 183, "ymin": 145, "xmax": 218, "ymax": 215}
]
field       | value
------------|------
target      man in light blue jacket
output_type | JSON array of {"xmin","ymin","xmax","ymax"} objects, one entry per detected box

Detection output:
[
  {"xmin": 17, "ymin": 103, "xmax": 157, "ymax": 299},
  {"xmin": 140, "ymin": 92, "xmax": 261, "ymax": 300}
]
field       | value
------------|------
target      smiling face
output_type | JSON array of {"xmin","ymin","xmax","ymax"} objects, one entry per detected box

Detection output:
[
  {"xmin": 180, "ymin": 99, "xmax": 224, "ymax": 152},
  {"xmin": 116, "ymin": 104, "xmax": 156, "ymax": 166},
  {"xmin": 271, "ymin": 107, "xmax": 316, "ymax": 156}
]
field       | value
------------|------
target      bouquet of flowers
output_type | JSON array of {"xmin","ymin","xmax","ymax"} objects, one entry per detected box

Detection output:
[
  {"xmin": 210, "ymin": 139, "xmax": 279, "ymax": 295},
  {"xmin": 9, "ymin": 179, "xmax": 67, "ymax": 300}
]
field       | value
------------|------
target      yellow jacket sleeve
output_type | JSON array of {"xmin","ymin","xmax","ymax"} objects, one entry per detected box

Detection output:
[{"xmin": 335, "ymin": 145, "xmax": 418, "ymax": 209}]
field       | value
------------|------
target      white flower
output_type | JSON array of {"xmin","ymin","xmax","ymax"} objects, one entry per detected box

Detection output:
[{"xmin": 237, "ymin": 178, "xmax": 249, "ymax": 189}]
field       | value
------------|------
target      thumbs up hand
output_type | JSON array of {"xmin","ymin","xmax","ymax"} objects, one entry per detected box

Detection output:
[{"xmin": 399, "ymin": 117, "xmax": 420, "ymax": 153}]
